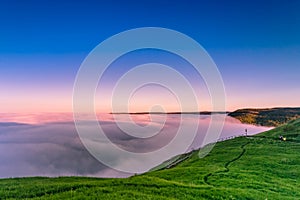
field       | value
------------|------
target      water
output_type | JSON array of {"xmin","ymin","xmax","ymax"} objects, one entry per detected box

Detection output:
[{"xmin": 0, "ymin": 113, "xmax": 272, "ymax": 178}]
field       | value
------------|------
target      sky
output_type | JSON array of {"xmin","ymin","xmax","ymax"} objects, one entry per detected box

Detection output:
[{"xmin": 0, "ymin": 0, "xmax": 300, "ymax": 112}]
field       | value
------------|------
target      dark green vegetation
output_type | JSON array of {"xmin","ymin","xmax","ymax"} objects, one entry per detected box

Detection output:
[
  {"xmin": 1, "ymin": 119, "xmax": 300, "ymax": 199},
  {"xmin": 111, "ymin": 112, "xmax": 229, "ymax": 115},
  {"xmin": 229, "ymin": 107, "xmax": 300, "ymax": 127}
]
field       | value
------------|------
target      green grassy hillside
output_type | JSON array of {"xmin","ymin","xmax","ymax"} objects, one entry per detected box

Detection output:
[
  {"xmin": 1, "ymin": 119, "xmax": 300, "ymax": 199},
  {"xmin": 228, "ymin": 107, "xmax": 300, "ymax": 126}
]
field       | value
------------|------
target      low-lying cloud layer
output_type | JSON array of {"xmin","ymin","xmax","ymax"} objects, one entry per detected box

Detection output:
[
  {"xmin": 0, "ymin": 121, "xmax": 131, "ymax": 178},
  {"xmin": 0, "ymin": 114, "xmax": 272, "ymax": 178}
]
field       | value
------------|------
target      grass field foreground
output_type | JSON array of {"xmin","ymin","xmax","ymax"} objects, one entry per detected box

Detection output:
[{"xmin": 0, "ymin": 118, "xmax": 299, "ymax": 199}]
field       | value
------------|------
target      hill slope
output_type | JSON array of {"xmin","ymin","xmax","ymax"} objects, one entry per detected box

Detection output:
[
  {"xmin": 1, "ymin": 119, "xmax": 300, "ymax": 199},
  {"xmin": 228, "ymin": 107, "xmax": 300, "ymax": 126}
]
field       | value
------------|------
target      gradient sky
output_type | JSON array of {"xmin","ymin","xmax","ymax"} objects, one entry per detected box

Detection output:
[{"xmin": 0, "ymin": 0, "xmax": 300, "ymax": 112}]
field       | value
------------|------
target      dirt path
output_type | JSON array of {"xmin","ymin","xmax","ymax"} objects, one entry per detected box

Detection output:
[{"xmin": 204, "ymin": 141, "xmax": 250, "ymax": 185}]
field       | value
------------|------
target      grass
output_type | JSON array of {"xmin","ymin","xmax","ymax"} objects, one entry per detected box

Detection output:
[
  {"xmin": 1, "ymin": 118, "xmax": 300, "ymax": 199},
  {"xmin": 228, "ymin": 107, "xmax": 300, "ymax": 126}
]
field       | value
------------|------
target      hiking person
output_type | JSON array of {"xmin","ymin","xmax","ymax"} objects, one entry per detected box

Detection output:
[{"xmin": 279, "ymin": 135, "xmax": 286, "ymax": 141}]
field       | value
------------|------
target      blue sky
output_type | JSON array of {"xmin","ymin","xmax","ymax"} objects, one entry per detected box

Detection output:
[{"xmin": 0, "ymin": 0, "xmax": 299, "ymax": 112}]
